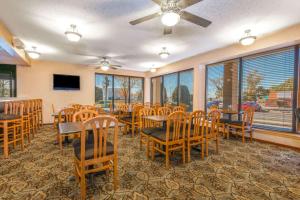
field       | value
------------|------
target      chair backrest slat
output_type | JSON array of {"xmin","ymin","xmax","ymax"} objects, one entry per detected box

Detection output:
[{"xmin": 166, "ymin": 111, "xmax": 187, "ymax": 143}]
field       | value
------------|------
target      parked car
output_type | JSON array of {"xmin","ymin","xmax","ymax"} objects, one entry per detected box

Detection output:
[
  {"xmin": 206, "ymin": 100, "xmax": 220, "ymax": 109},
  {"xmin": 242, "ymin": 101, "xmax": 262, "ymax": 112}
]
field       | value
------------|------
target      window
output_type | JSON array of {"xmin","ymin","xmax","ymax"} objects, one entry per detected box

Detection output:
[
  {"xmin": 206, "ymin": 60, "xmax": 239, "ymax": 112},
  {"xmin": 130, "ymin": 77, "xmax": 143, "ymax": 103},
  {"xmin": 163, "ymin": 73, "xmax": 178, "ymax": 105},
  {"xmin": 151, "ymin": 76, "xmax": 162, "ymax": 105},
  {"xmin": 95, "ymin": 74, "xmax": 144, "ymax": 109},
  {"xmin": 114, "ymin": 75, "xmax": 129, "ymax": 106},
  {"xmin": 151, "ymin": 69, "xmax": 194, "ymax": 110},
  {"xmin": 242, "ymin": 48, "xmax": 295, "ymax": 131},
  {"xmin": 205, "ymin": 47, "xmax": 297, "ymax": 131},
  {"xmin": 0, "ymin": 65, "xmax": 16, "ymax": 97},
  {"xmin": 95, "ymin": 74, "xmax": 113, "ymax": 109},
  {"xmin": 179, "ymin": 70, "xmax": 194, "ymax": 111}
]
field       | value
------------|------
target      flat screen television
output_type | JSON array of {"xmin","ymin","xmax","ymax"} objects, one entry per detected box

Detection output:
[{"xmin": 53, "ymin": 74, "xmax": 80, "ymax": 90}]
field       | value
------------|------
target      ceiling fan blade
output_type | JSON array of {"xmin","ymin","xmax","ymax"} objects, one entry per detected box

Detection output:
[
  {"xmin": 129, "ymin": 12, "xmax": 161, "ymax": 25},
  {"xmin": 181, "ymin": 11, "xmax": 211, "ymax": 27},
  {"xmin": 178, "ymin": 0, "xmax": 202, "ymax": 8},
  {"xmin": 110, "ymin": 65, "xmax": 122, "ymax": 70},
  {"xmin": 151, "ymin": 0, "xmax": 161, "ymax": 5},
  {"xmin": 163, "ymin": 26, "xmax": 173, "ymax": 35}
]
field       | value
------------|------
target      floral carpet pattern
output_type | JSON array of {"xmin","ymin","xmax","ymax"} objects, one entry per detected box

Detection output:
[{"xmin": 0, "ymin": 125, "xmax": 300, "ymax": 200}]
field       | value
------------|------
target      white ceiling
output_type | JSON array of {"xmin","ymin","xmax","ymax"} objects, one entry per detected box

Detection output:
[{"xmin": 1, "ymin": 0, "xmax": 300, "ymax": 71}]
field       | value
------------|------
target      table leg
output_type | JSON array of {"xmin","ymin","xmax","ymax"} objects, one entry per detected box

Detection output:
[{"xmin": 3, "ymin": 121, "xmax": 8, "ymax": 158}]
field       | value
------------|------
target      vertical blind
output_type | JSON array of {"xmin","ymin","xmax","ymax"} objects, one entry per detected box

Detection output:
[{"xmin": 241, "ymin": 48, "xmax": 295, "ymax": 130}]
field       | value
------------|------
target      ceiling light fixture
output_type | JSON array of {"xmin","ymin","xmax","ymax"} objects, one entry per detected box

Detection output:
[
  {"xmin": 159, "ymin": 47, "xmax": 170, "ymax": 59},
  {"xmin": 239, "ymin": 29, "xmax": 256, "ymax": 46},
  {"xmin": 150, "ymin": 68, "xmax": 157, "ymax": 73},
  {"xmin": 65, "ymin": 24, "xmax": 82, "ymax": 42},
  {"xmin": 161, "ymin": 11, "xmax": 180, "ymax": 27},
  {"xmin": 101, "ymin": 66, "xmax": 109, "ymax": 71},
  {"xmin": 27, "ymin": 46, "xmax": 41, "ymax": 59}
]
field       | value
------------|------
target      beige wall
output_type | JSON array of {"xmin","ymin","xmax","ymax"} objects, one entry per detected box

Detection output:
[
  {"xmin": 145, "ymin": 23, "xmax": 300, "ymax": 111},
  {"xmin": 17, "ymin": 60, "xmax": 145, "ymax": 123}
]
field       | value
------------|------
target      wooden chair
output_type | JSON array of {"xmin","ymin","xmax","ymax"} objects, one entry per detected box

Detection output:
[
  {"xmin": 0, "ymin": 102, "xmax": 24, "ymax": 158},
  {"xmin": 139, "ymin": 107, "xmax": 157, "ymax": 158},
  {"xmin": 226, "ymin": 107, "xmax": 255, "ymax": 143},
  {"xmin": 205, "ymin": 110, "xmax": 220, "ymax": 157},
  {"xmin": 73, "ymin": 116, "xmax": 119, "ymax": 199},
  {"xmin": 37, "ymin": 99, "xmax": 43, "ymax": 128},
  {"xmin": 173, "ymin": 106, "xmax": 185, "ymax": 112},
  {"xmin": 52, "ymin": 104, "xmax": 59, "ymax": 129},
  {"xmin": 71, "ymin": 104, "xmax": 82, "ymax": 111},
  {"xmin": 150, "ymin": 111, "xmax": 187, "ymax": 168},
  {"xmin": 120, "ymin": 105, "xmax": 143, "ymax": 137},
  {"xmin": 57, "ymin": 108, "xmax": 76, "ymax": 152},
  {"xmin": 158, "ymin": 107, "xmax": 172, "ymax": 116},
  {"xmin": 22, "ymin": 101, "xmax": 31, "ymax": 144},
  {"xmin": 186, "ymin": 110, "xmax": 206, "ymax": 162},
  {"xmin": 73, "ymin": 110, "xmax": 99, "ymax": 122},
  {"xmin": 144, "ymin": 102, "xmax": 151, "ymax": 108},
  {"xmin": 151, "ymin": 103, "xmax": 161, "ymax": 113}
]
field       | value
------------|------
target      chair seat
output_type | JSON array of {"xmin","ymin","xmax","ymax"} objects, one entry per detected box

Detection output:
[
  {"xmin": 73, "ymin": 139, "xmax": 114, "ymax": 160},
  {"xmin": 228, "ymin": 120, "xmax": 244, "ymax": 126},
  {"xmin": 141, "ymin": 127, "xmax": 165, "ymax": 135},
  {"xmin": 0, "ymin": 114, "xmax": 21, "ymax": 121},
  {"xmin": 219, "ymin": 118, "xmax": 231, "ymax": 124},
  {"xmin": 119, "ymin": 116, "xmax": 132, "ymax": 122},
  {"xmin": 151, "ymin": 129, "xmax": 184, "ymax": 142}
]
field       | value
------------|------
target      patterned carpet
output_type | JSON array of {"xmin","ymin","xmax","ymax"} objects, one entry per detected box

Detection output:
[{"xmin": 0, "ymin": 125, "xmax": 300, "ymax": 200}]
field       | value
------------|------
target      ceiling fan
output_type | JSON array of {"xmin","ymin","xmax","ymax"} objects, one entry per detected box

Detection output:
[
  {"xmin": 129, "ymin": 0, "xmax": 212, "ymax": 35},
  {"xmin": 89, "ymin": 57, "xmax": 122, "ymax": 71}
]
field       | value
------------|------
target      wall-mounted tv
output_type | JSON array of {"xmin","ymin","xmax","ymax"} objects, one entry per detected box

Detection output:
[{"xmin": 53, "ymin": 74, "xmax": 80, "ymax": 90}]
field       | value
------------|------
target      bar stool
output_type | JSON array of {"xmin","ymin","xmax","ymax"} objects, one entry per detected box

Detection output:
[
  {"xmin": 28, "ymin": 100, "xmax": 37, "ymax": 137},
  {"xmin": 37, "ymin": 99, "xmax": 43, "ymax": 128},
  {"xmin": 22, "ymin": 101, "xmax": 31, "ymax": 144},
  {"xmin": 0, "ymin": 102, "xmax": 24, "ymax": 158}
]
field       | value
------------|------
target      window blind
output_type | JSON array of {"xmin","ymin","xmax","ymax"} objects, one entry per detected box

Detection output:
[{"xmin": 241, "ymin": 48, "xmax": 295, "ymax": 130}]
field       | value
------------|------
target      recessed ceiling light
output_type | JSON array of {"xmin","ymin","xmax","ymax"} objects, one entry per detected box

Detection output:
[
  {"xmin": 65, "ymin": 24, "xmax": 82, "ymax": 42},
  {"xmin": 161, "ymin": 11, "xmax": 180, "ymax": 27},
  {"xmin": 159, "ymin": 47, "xmax": 170, "ymax": 59},
  {"xmin": 27, "ymin": 46, "xmax": 41, "ymax": 59},
  {"xmin": 239, "ymin": 29, "xmax": 256, "ymax": 46}
]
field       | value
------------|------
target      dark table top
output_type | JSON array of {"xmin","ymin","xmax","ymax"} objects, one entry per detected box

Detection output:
[{"xmin": 59, "ymin": 121, "xmax": 124, "ymax": 135}]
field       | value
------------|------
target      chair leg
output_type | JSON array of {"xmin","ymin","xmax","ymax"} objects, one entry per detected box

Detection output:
[
  {"xmin": 215, "ymin": 138, "xmax": 219, "ymax": 154},
  {"xmin": 131, "ymin": 125, "xmax": 135, "ymax": 137},
  {"xmin": 60, "ymin": 136, "xmax": 63, "ymax": 154},
  {"xmin": 250, "ymin": 130, "xmax": 253, "ymax": 142},
  {"xmin": 151, "ymin": 141, "xmax": 155, "ymax": 161},
  {"xmin": 113, "ymin": 156, "xmax": 119, "ymax": 190},
  {"xmin": 20, "ymin": 125, "xmax": 24, "ymax": 150},
  {"xmin": 13, "ymin": 126, "xmax": 17, "ymax": 148},
  {"xmin": 201, "ymin": 141, "xmax": 204, "ymax": 160},
  {"xmin": 182, "ymin": 144, "xmax": 185, "ymax": 164},
  {"xmin": 187, "ymin": 143, "xmax": 191, "ymax": 163},
  {"xmin": 206, "ymin": 140, "xmax": 209, "ymax": 157},
  {"xmin": 242, "ymin": 129, "xmax": 245, "ymax": 143},
  {"xmin": 146, "ymin": 137, "xmax": 150, "ymax": 159},
  {"xmin": 139, "ymin": 135, "xmax": 143, "ymax": 150},
  {"xmin": 80, "ymin": 172, "xmax": 86, "ymax": 200},
  {"xmin": 165, "ymin": 146, "xmax": 169, "ymax": 169}
]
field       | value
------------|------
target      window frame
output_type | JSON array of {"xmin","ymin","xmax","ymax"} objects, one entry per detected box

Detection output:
[
  {"xmin": 205, "ymin": 45, "xmax": 299, "ymax": 132},
  {"xmin": 0, "ymin": 64, "xmax": 17, "ymax": 97},
  {"xmin": 95, "ymin": 73, "xmax": 144, "ymax": 109},
  {"xmin": 150, "ymin": 68, "xmax": 194, "ymax": 109}
]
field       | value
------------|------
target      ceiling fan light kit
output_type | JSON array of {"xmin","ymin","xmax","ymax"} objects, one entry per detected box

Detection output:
[
  {"xmin": 65, "ymin": 24, "xmax": 82, "ymax": 42},
  {"xmin": 161, "ymin": 11, "xmax": 180, "ymax": 27},
  {"xmin": 159, "ymin": 47, "xmax": 170, "ymax": 59},
  {"xmin": 101, "ymin": 66, "xmax": 109, "ymax": 71},
  {"xmin": 239, "ymin": 29, "xmax": 256, "ymax": 46},
  {"xmin": 27, "ymin": 46, "xmax": 41, "ymax": 59}
]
